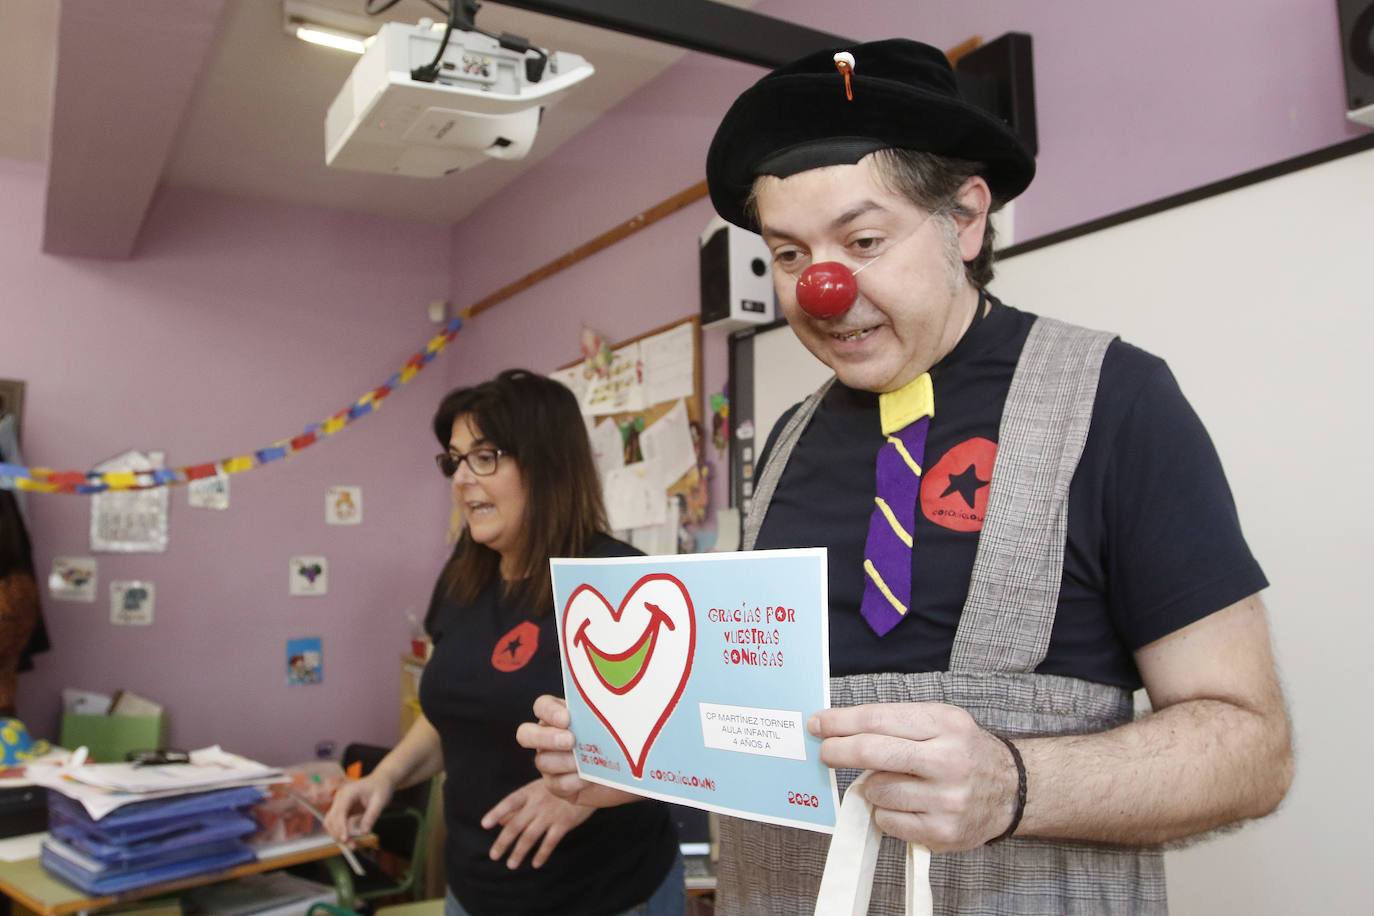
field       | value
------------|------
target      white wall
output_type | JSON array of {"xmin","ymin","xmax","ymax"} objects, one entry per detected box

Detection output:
[{"xmin": 991, "ymin": 143, "xmax": 1374, "ymax": 914}]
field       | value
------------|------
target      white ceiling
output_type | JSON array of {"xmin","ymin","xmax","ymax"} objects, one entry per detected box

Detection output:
[{"xmin": 1, "ymin": 0, "xmax": 760, "ymax": 258}]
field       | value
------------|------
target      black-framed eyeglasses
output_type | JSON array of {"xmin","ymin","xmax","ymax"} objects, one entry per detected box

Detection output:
[
  {"xmin": 125, "ymin": 747, "xmax": 190, "ymax": 767},
  {"xmin": 435, "ymin": 447, "xmax": 505, "ymax": 477}
]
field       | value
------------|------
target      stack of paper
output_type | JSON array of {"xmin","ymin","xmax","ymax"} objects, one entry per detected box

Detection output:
[
  {"xmin": 24, "ymin": 747, "xmax": 286, "ymax": 896},
  {"xmin": 25, "ymin": 746, "xmax": 285, "ymax": 820}
]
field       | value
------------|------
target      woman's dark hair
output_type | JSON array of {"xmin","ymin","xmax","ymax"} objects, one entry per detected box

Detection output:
[
  {"xmin": 431, "ymin": 369, "xmax": 609, "ymax": 616},
  {"xmin": 0, "ymin": 490, "xmax": 34, "ymax": 580}
]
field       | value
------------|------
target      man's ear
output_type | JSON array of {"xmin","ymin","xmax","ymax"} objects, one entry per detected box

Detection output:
[{"xmin": 952, "ymin": 176, "xmax": 992, "ymax": 262}]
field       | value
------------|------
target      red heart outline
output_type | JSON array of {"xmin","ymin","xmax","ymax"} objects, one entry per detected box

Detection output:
[{"xmin": 562, "ymin": 573, "xmax": 696, "ymax": 779}]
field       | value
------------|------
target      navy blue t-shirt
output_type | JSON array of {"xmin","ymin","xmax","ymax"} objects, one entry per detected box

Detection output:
[
  {"xmin": 755, "ymin": 297, "xmax": 1267, "ymax": 689},
  {"xmin": 420, "ymin": 534, "xmax": 678, "ymax": 916}
]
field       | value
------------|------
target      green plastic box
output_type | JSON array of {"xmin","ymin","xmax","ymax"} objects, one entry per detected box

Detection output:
[{"xmin": 59, "ymin": 713, "xmax": 164, "ymax": 763}]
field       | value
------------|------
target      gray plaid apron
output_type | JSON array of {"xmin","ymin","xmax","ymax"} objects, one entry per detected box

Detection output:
[{"xmin": 718, "ymin": 317, "xmax": 1167, "ymax": 914}]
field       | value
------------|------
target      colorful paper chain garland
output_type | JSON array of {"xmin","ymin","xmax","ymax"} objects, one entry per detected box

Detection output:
[{"xmin": 0, "ymin": 317, "xmax": 463, "ymax": 495}]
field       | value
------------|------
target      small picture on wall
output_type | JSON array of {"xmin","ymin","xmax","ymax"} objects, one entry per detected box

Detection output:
[
  {"xmin": 110, "ymin": 581, "xmax": 154, "ymax": 625},
  {"xmin": 49, "ymin": 556, "xmax": 97, "ymax": 602},
  {"xmin": 289, "ymin": 555, "xmax": 328, "ymax": 596},
  {"xmin": 188, "ymin": 474, "xmax": 230, "ymax": 510},
  {"xmin": 325, "ymin": 486, "xmax": 362, "ymax": 525},
  {"xmin": 287, "ymin": 637, "xmax": 323, "ymax": 685}
]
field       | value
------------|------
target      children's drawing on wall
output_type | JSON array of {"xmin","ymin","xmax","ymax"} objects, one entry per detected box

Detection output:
[
  {"xmin": 580, "ymin": 326, "xmax": 613, "ymax": 380},
  {"xmin": 325, "ymin": 486, "xmax": 362, "ymax": 525},
  {"xmin": 587, "ymin": 418, "xmax": 625, "ymax": 477},
  {"xmin": 289, "ymin": 555, "xmax": 328, "ymax": 596},
  {"xmin": 90, "ymin": 450, "xmax": 169, "ymax": 553},
  {"xmin": 682, "ymin": 426, "xmax": 711, "ymax": 527},
  {"xmin": 603, "ymin": 463, "xmax": 667, "ymax": 532},
  {"xmin": 584, "ymin": 343, "xmax": 646, "ymax": 416},
  {"xmin": 286, "ymin": 637, "xmax": 323, "ymax": 685},
  {"xmin": 639, "ymin": 400, "xmax": 697, "ymax": 484},
  {"xmin": 639, "ymin": 321, "xmax": 696, "ymax": 406},
  {"xmin": 110, "ymin": 581, "xmax": 154, "ymax": 626},
  {"xmin": 187, "ymin": 474, "xmax": 229, "ymax": 510},
  {"xmin": 49, "ymin": 556, "xmax": 97, "ymax": 602},
  {"xmin": 619, "ymin": 416, "xmax": 645, "ymax": 465},
  {"xmin": 710, "ymin": 389, "xmax": 730, "ymax": 455}
]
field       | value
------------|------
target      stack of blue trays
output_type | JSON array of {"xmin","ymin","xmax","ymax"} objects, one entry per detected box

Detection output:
[{"xmin": 40, "ymin": 785, "xmax": 267, "ymax": 896}]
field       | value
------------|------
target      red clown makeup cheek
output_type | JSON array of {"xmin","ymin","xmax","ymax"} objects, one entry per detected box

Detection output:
[{"xmin": 795, "ymin": 261, "xmax": 858, "ymax": 318}]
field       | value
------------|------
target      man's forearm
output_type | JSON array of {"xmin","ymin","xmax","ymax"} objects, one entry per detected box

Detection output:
[{"xmin": 1015, "ymin": 695, "xmax": 1292, "ymax": 845}]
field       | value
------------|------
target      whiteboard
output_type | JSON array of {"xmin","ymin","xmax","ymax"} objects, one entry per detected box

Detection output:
[
  {"xmin": 726, "ymin": 319, "xmax": 830, "ymax": 514},
  {"xmin": 731, "ymin": 136, "xmax": 1374, "ymax": 913},
  {"xmin": 993, "ymin": 139, "xmax": 1374, "ymax": 915}
]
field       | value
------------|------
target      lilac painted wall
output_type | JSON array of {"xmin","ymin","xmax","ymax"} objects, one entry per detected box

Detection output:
[
  {"xmin": 2, "ymin": 160, "xmax": 455, "ymax": 764},
  {"xmin": 0, "ymin": 0, "xmax": 1359, "ymax": 784}
]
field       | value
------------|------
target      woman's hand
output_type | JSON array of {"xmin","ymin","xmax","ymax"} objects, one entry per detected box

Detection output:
[
  {"xmin": 323, "ymin": 773, "xmax": 394, "ymax": 847},
  {"xmin": 516, "ymin": 694, "xmax": 643, "ymax": 808},
  {"xmin": 481, "ymin": 778, "xmax": 595, "ymax": 869}
]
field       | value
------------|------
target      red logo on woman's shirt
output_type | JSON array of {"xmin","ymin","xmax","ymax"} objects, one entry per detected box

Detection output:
[{"xmin": 491, "ymin": 621, "xmax": 540, "ymax": 672}]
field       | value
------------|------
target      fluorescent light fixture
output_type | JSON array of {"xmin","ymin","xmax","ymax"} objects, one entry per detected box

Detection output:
[
  {"xmin": 293, "ymin": 25, "xmax": 367, "ymax": 54},
  {"xmin": 283, "ymin": 1, "xmax": 376, "ymax": 55}
]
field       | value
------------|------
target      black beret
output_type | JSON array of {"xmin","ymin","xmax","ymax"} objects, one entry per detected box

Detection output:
[{"xmin": 705, "ymin": 38, "xmax": 1036, "ymax": 230}]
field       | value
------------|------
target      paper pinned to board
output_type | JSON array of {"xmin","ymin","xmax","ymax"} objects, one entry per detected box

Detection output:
[
  {"xmin": 588, "ymin": 417, "xmax": 626, "ymax": 476},
  {"xmin": 640, "ymin": 322, "xmax": 696, "ymax": 406},
  {"xmin": 582, "ymin": 343, "xmax": 645, "ymax": 417},
  {"xmin": 639, "ymin": 399, "xmax": 697, "ymax": 485},
  {"xmin": 603, "ymin": 461, "xmax": 666, "ymax": 530}
]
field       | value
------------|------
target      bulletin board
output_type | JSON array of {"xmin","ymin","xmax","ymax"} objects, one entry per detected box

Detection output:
[{"xmin": 554, "ymin": 315, "xmax": 706, "ymax": 545}]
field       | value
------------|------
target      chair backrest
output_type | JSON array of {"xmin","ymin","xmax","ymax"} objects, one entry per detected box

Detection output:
[
  {"xmin": 341, "ymin": 743, "xmax": 432, "ymax": 829},
  {"xmin": 340, "ymin": 743, "xmax": 434, "ymax": 901}
]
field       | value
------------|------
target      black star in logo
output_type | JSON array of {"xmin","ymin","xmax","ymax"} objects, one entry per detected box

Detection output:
[
  {"xmin": 504, "ymin": 635, "xmax": 523, "ymax": 659},
  {"xmin": 941, "ymin": 464, "xmax": 989, "ymax": 509}
]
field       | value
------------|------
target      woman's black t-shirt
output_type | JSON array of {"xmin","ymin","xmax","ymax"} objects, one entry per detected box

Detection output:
[{"xmin": 420, "ymin": 534, "xmax": 678, "ymax": 915}]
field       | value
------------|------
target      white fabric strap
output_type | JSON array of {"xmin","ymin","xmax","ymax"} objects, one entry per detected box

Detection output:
[
  {"xmin": 816, "ymin": 770, "xmax": 932, "ymax": 916},
  {"xmin": 905, "ymin": 838, "xmax": 932, "ymax": 916}
]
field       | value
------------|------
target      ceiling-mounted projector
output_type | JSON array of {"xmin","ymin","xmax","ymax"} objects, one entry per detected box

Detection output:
[{"xmin": 325, "ymin": 21, "xmax": 594, "ymax": 178}]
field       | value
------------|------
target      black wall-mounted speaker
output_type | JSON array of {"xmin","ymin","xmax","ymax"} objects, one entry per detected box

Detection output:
[
  {"xmin": 1338, "ymin": 0, "xmax": 1374, "ymax": 123},
  {"xmin": 699, "ymin": 217, "xmax": 775, "ymax": 332},
  {"xmin": 954, "ymin": 32, "xmax": 1038, "ymax": 156}
]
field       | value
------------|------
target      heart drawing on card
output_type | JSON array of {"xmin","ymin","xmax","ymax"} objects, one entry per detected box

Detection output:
[{"xmin": 562, "ymin": 573, "xmax": 696, "ymax": 779}]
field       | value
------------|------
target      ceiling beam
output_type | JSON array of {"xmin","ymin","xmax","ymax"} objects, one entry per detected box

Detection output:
[
  {"xmin": 42, "ymin": 0, "xmax": 232, "ymax": 259},
  {"xmin": 489, "ymin": 0, "xmax": 853, "ymax": 69}
]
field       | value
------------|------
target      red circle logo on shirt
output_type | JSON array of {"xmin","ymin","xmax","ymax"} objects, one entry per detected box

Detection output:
[
  {"xmin": 491, "ymin": 621, "xmax": 540, "ymax": 672},
  {"xmin": 921, "ymin": 437, "xmax": 997, "ymax": 532}
]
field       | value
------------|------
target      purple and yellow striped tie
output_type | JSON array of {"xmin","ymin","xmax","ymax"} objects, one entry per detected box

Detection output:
[{"xmin": 860, "ymin": 373, "xmax": 934, "ymax": 637}]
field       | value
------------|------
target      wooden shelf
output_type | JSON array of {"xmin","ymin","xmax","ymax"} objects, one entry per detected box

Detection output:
[{"xmin": 0, "ymin": 836, "xmax": 375, "ymax": 916}]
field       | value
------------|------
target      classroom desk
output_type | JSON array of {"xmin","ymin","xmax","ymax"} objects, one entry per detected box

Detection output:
[{"xmin": 0, "ymin": 835, "xmax": 376, "ymax": 916}]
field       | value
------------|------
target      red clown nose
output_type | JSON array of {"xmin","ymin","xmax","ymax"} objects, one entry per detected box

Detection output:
[{"xmin": 795, "ymin": 261, "xmax": 858, "ymax": 318}]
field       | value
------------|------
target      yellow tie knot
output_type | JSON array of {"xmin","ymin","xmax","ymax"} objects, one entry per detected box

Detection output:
[{"xmin": 878, "ymin": 373, "xmax": 934, "ymax": 436}]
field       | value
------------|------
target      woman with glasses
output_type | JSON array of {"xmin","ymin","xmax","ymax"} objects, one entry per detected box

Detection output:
[{"xmin": 325, "ymin": 369, "xmax": 683, "ymax": 916}]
